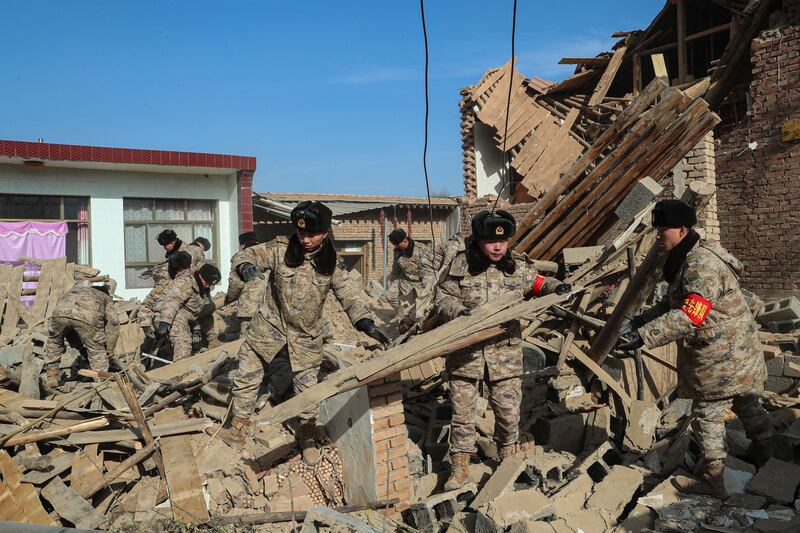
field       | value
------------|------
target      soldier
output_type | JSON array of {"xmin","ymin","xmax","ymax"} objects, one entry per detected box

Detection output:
[
  {"xmin": 224, "ymin": 231, "xmax": 265, "ymax": 327},
  {"xmin": 386, "ymin": 228, "xmax": 436, "ymax": 328},
  {"xmin": 436, "ymin": 210, "xmax": 571, "ymax": 490},
  {"xmin": 218, "ymin": 201, "xmax": 390, "ymax": 463},
  {"xmin": 618, "ymin": 199, "xmax": 773, "ymax": 499},
  {"xmin": 138, "ymin": 229, "xmax": 208, "ymax": 338},
  {"xmin": 154, "ymin": 252, "xmax": 221, "ymax": 361},
  {"xmin": 43, "ymin": 282, "xmax": 120, "ymax": 386}
]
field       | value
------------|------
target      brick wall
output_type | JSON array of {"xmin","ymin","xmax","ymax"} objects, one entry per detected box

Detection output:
[
  {"xmin": 668, "ymin": 132, "xmax": 720, "ymax": 240},
  {"xmin": 715, "ymin": 13, "xmax": 800, "ymax": 296},
  {"xmin": 369, "ymin": 373, "xmax": 411, "ymax": 514},
  {"xmin": 460, "ymin": 89, "xmax": 478, "ymax": 198},
  {"xmin": 237, "ymin": 170, "xmax": 254, "ymax": 232}
]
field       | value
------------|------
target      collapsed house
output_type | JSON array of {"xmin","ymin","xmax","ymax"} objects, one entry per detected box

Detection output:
[{"xmin": 0, "ymin": 1, "xmax": 799, "ymax": 532}]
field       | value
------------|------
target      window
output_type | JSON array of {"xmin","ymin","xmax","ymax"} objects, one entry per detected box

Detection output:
[
  {"xmin": 123, "ymin": 198, "xmax": 217, "ymax": 289},
  {"xmin": 0, "ymin": 194, "xmax": 90, "ymax": 264}
]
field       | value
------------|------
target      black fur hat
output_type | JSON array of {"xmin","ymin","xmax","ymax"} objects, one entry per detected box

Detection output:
[
  {"xmin": 192, "ymin": 237, "xmax": 211, "ymax": 251},
  {"xmin": 239, "ymin": 231, "xmax": 259, "ymax": 246},
  {"xmin": 471, "ymin": 210, "xmax": 516, "ymax": 240},
  {"xmin": 652, "ymin": 199, "xmax": 697, "ymax": 228},
  {"xmin": 198, "ymin": 263, "xmax": 221, "ymax": 285},
  {"xmin": 291, "ymin": 201, "xmax": 332, "ymax": 233},
  {"xmin": 157, "ymin": 229, "xmax": 178, "ymax": 246}
]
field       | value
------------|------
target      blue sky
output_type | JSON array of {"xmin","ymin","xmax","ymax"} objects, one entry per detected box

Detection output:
[{"xmin": 1, "ymin": 1, "xmax": 663, "ymax": 197}]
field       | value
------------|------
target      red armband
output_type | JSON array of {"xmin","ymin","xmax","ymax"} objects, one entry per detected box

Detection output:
[
  {"xmin": 680, "ymin": 293, "xmax": 712, "ymax": 326},
  {"xmin": 530, "ymin": 275, "xmax": 546, "ymax": 297}
]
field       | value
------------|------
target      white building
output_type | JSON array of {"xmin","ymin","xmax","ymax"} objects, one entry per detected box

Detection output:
[{"xmin": 0, "ymin": 139, "xmax": 256, "ymax": 299}]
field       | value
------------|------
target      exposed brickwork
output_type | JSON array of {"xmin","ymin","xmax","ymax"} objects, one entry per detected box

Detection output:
[
  {"xmin": 238, "ymin": 170, "xmax": 254, "ymax": 232},
  {"xmin": 460, "ymin": 89, "xmax": 478, "ymax": 199},
  {"xmin": 668, "ymin": 132, "xmax": 720, "ymax": 240},
  {"xmin": 459, "ymin": 195, "xmax": 537, "ymax": 239},
  {"xmin": 715, "ymin": 16, "xmax": 800, "ymax": 295},
  {"xmin": 368, "ymin": 373, "xmax": 411, "ymax": 513}
]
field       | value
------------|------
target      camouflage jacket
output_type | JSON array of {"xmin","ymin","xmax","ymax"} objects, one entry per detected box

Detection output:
[
  {"xmin": 51, "ymin": 286, "xmax": 120, "ymax": 349},
  {"xmin": 638, "ymin": 240, "xmax": 767, "ymax": 401},
  {"xmin": 391, "ymin": 239, "xmax": 436, "ymax": 295},
  {"xmin": 155, "ymin": 269, "xmax": 212, "ymax": 325},
  {"xmin": 236, "ymin": 237, "xmax": 374, "ymax": 372},
  {"xmin": 225, "ymin": 248, "xmax": 266, "ymax": 319},
  {"xmin": 174, "ymin": 241, "xmax": 206, "ymax": 271},
  {"xmin": 150, "ymin": 261, "xmax": 171, "ymax": 296},
  {"xmin": 435, "ymin": 251, "xmax": 562, "ymax": 380}
]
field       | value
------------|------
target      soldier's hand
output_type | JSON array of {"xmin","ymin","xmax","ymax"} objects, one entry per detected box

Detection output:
[
  {"xmin": 619, "ymin": 317, "xmax": 644, "ymax": 340},
  {"xmin": 156, "ymin": 321, "xmax": 172, "ymax": 338},
  {"xmin": 355, "ymin": 318, "xmax": 391, "ymax": 349},
  {"xmin": 617, "ymin": 329, "xmax": 644, "ymax": 351},
  {"xmin": 458, "ymin": 308, "xmax": 471, "ymax": 317},
  {"xmin": 239, "ymin": 263, "xmax": 263, "ymax": 282},
  {"xmin": 553, "ymin": 283, "xmax": 572, "ymax": 295}
]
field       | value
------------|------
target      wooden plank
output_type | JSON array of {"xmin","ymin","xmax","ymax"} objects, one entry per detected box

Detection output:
[
  {"xmin": 559, "ymin": 56, "xmax": 610, "ymax": 66},
  {"xmin": 588, "ymin": 41, "xmax": 629, "ymax": 107},
  {"xmin": 0, "ymin": 264, "xmax": 11, "ymax": 340},
  {"xmin": 0, "ymin": 479, "xmax": 25, "ymax": 521},
  {"xmin": 3, "ymin": 416, "xmax": 109, "ymax": 446},
  {"xmin": 44, "ymin": 258, "xmax": 67, "ymax": 320},
  {"xmin": 677, "ymin": 0, "xmax": 688, "ymax": 83},
  {"xmin": 651, "ymin": 53, "xmax": 669, "ymax": 80},
  {"xmin": 66, "ymin": 417, "xmax": 213, "ymax": 445},
  {"xmin": 6, "ymin": 265, "xmax": 34, "ymax": 330},
  {"xmin": 30, "ymin": 259, "xmax": 57, "ymax": 322},
  {"xmin": 511, "ymin": 118, "xmax": 560, "ymax": 176},
  {"xmin": 115, "ymin": 373, "xmax": 167, "ymax": 483},
  {"xmin": 10, "ymin": 482, "xmax": 57, "ymax": 525},
  {"xmin": 519, "ymin": 108, "xmax": 581, "ymax": 195},
  {"xmin": 69, "ymin": 443, "xmax": 105, "ymax": 497},
  {"xmin": 544, "ymin": 69, "xmax": 600, "ymax": 95},
  {"xmin": 146, "ymin": 339, "xmax": 243, "ymax": 382},
  {"xmin": 135, "ymin": 476, "xmax": 160, "ymax": 523},
  {"xmin": 41, "ymin": 476, "xmax": 108, "ymax": 529},
  {"xmin": 78, "ymin": 441, "xmax": 155, "ymax": 499},
  {"xmin": 155, "ymin": 407, "xmax": 209, "ymax": 524}
]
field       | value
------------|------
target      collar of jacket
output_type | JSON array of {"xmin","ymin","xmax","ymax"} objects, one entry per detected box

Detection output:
[
  {"xmin": 663, "ymin": 228, "xmax": 701, "ymax": 283},
  {"xmin": 283, "ymin": 234, "xmax": 337, "ymax": 276}
]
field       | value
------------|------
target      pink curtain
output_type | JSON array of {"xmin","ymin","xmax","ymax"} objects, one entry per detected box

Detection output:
[{"xmin": 0, "ymin": 221, "xmax": 67, "ymax": 263}]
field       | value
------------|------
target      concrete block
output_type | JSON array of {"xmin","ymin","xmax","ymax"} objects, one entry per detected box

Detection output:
[
  {"xmin": 586, "ymin": 465, "xmax": 644, "ymax": 519},
  {"xmin": 533, "ymin": 414, "xmax": 585, "ymax": 454},
  {"xmin": 509, "ymin": 521, "xmax": 558, "ymax": 533},
  {"xmin": 766, "ymin": 375, "xmax": 796, "ymax": 394},
  {"xmin": 476, "ymin": 488, "xmax": 554, "ymax": 532},
  {"xmin": 767, "ymin": 355, "xmax": 786, "ymax": 377},
  {"xmin": 525, "ymin": 451, "xmax": 574, "ymax": 488},
  {"xmin": 758, "ymin": 297, "xmax": 800, "ymax": 325},
  {"xmin": 583, "ymin": 406, "xmax": 611, "ymax": 450},
  {"xmin": 724, "ymin": 456, "xmax": 757, "ymax": 495},
  {"xmin": 408, "ymin": 483, "xmax": 477, "ymax": 532},
  {"xmin": 622, "ymin": 400, "xmax": 661, "ymax": 453},
  {"xmin": 748, "ymin": 458, "xmax": 800, "ymax": 504},
  {"xmin": 768, "ymin": 319, "xmax": 800, "ymax": 334},
  {"xmin": 559, "ymin": 509, "xmax": 616, "ymax": 533},
  {"xmin": 615, "ymin": 176, "xmax": 663, "ymax": 224},
  {"xmin": 550, "ymin": 473, "xmax": 594, "ymax": 517},
  {"xmin": 784, "ymin": 355, "xmax": 800, "ymax": 378},
  {"xmin": 562, "ymin": 246, "xmax": 603, "ymax": 268},
  {"xmin": 470, "ymin": 457, "xmax": 527, "ymax": 510}
]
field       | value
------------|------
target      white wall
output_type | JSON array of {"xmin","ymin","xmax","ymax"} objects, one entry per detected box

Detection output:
[
  {"xmin": 0, "ymin": 164, "xmax": 239, "ymax": 300},
  {"xmin": 474, "ymin": 122, "xmax": 512, "ymax": 201}
]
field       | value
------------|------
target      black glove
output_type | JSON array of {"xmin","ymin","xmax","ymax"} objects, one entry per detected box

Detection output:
[
  {"xmin": 553, "ymin": 283, "xmax": 572, "ymax": 295},
  {"xmin": 619, "ymin": 317, "xmax": 645, "ymax": 340},
  {"xmin": 142, "ymin": 325, "xmax": 155, "ymax": 340},
  {"xmin": 458, "ymin": 308, "xmax": 471, "ymax": 317},
  {"xmin": 156, "ymin": 321, "xmax": 172, "ymax": 338},
  {"xmin": 617, "ymin": 329, "xmax": 644, "ymax": 351},
  {"xmin": 239, "ymin": 263, "xmax": 262, "ymax": 282},
  {"xmin": 355, "ymin": 318, "xmax": 391, "ymax": 348}
]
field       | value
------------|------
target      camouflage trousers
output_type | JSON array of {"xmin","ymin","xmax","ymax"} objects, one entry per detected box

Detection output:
[
  {"xmin": 169, "ymin": 307, "xmax": 216, "ymax": 361},
  {"xmin": 691, "ymin": 390, "xmax": 773, "ymax": 462},
  {"xmin": 137, "ymin": 285, "xmax": 165, "ymax": 329},
  {"xmin": 231, "ymin": 341, "xmax": 330, "ymax": 421},
  {"xmin": 449, "ymin": 375, "xmax": 521, "ymax": 454},
  {"xmin": 43, "ymin": 317, "xmax": 109, "ymax": 371}
]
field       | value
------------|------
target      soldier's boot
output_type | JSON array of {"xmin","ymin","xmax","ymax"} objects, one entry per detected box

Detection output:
[
  {"xmin": 673, "ymin": 460, "xmax": 727, "ymax": 499},
  {"xmin": 498, "ymin": 443, "xmax": 518, "ymax": 460},
  {"xmin": 749, "ymin": 436, "xmax": 775, "ymax": 467},
  {"xmin": 297, "ymin": 423, "xmax": 320, "ymax": 465},
  {"xmin": 444, "ymin": 452, "xmax": 471, "ymax": 491},
  {"xmin": 217, "ymin": 416, "xmax": 250, "ymax": 448},
  {"xmin": 44, "ymin": 365, "xmax": 61, "ymax": 389}
]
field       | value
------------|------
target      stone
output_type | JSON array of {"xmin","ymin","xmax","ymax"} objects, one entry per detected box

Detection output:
[
  {"xmin": 509, "ymin": 520, "xmax": 557, "ymax": 533},
  {"xmin": 413, "ymin": 473, "xmax": 439, "ymax": 501},
  {"xmin": 623, "ymin": 400, "xmax": 661, "ymax": 453},
  {"xmin": 562, "ymin": 246, "xmax": 604, "ymax": 268},
  {"xmin": 468, "ymin": 462, "xmax": 494, "ymax": 486},
  {"xmin": 445, "ymin": 512, "xmax": 477, "ymax": 533},
  {"xmin": 615, "ymin": 176, "xmax": 663, "ymax": 224},
  {"xmin": 758, "ymin": 297, "xmax": 800, "ymax": 326},
  {"xmin": 263, "ymin": 474, "xmax": 279, "ymax": 497},
  {"xmin": 268, "ymin": 494, "xmax": 314, "ymax": 512},
  {"xmin": 533, "ymin": 414, "xmax": 585, "ymax": 454},
  {"xmin": 583, "ymin": 405, "xmax": 611, "ymax": 449},
  {"xmin": 470, "ymin": 457, "xmax": 526, "ymax": 510},
  {"xmin": 653, "ymin": 495, "xmax": 721, "ymax": 532},
  {"xmin": 476, "ymin": 488, "xmax": 554, "ymax": 532},
  {"xmin": 560, "ymin": 509, "xmax": 615, "ymax": 533},
  {"xmin": 550, "ymin": 473, "xmax": 593, "ymax": 517},
  {"xmin": 752, "ymin": 514, "xmax": 800, "ymax": 533},
  {"xmin": 586, "ymin": 465, "xmax": 644, "ymax": 519},
  {"xmin": 724, "ymin": 456, "xmax": 757, "ymax": 495},
  {"xmin": 748, "ymin": 458, "xmax": 800, "ymax": 504},
  {"xmin": 767, "ymin": 355, "xmax": 786, "ymax": 377},
  {"xmin": 618, "ymin": 504, "xmax": 656, "ymax": 532},
  {"xmin": 727, "ymin": 492, "xmax": 767, "ymax": 509}
]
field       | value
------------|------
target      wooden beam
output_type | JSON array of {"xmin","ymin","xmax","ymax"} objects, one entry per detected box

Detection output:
[
  {"xmin": 559, "ymin": 57, "xmax": 610, "ymax": 66},
  {"xmin": 114, "ymin": 373, "xmax": 167, "ymax": 484},
  {"xmin": 77, "ymin": 441, "xmax": 156, "ymax": 499},
  {"xmin": 651, "ymin": 53, "xmax": 669, "ymax": 80},
  {"xmin": 638, "ymin": 41, "xmax": 678, "ymax": 57},
  {"xmin": 677, "ymin": 0, "xmax": 688, "ymax": 83},
  {"xmin": 588, "ymin": 42, "xmax": 629, "ymax": 107},
  {"xmin": 684, "ymin": 22, "xmax": 732, "ymax": 43}
]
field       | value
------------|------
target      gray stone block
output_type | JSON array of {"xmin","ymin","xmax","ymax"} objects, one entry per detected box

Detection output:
[
  {"xmin": 615, "ymin": 176, "xmax": 663, "ymax": 224},
  {"xmin": 758, "ymin": 297, "xmax": 800, "ymax": 325}
]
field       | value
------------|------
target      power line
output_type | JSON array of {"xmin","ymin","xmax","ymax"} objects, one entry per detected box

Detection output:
[
  {"xmin": 420, "ymin": 0, "xmax": 437, "ymax": 252},
  {"xmin": 492, "ymin": 0, "xmax": 518, "ymax": 213}
]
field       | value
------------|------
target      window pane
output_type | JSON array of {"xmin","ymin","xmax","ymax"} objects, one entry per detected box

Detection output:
[
  {"xmin": 125, "ymin": 225, "xmax": 147, "ymax": 262},
  {"xmin": 123, "ymin": 199, "xmax": 153, "ymax": 221},
  {"xmin": 147, "ymin": 224, "xmax": 192, "ymax": 262},
  {"xmin": 194, "ymin": 224, "xmax": 213, "ymax": 260},
  {"xmin": 187, "ymin": 200, "xmax": 214, "ymax": 221},
  {"xmin": 66, "ymin": 221, "xmax": 90, "ymax": 265},
  {"xmin": 155, "ymin": 200, "xmax": 185, "ymax": 221},
  {"xmin": 0, "ymin": 194, "xmax": 60, "ymax": 219},
  {"xmin": 125, "ymin": 266, "xmax": 153, "ymax": 289},
  {"xmin": 63, "ymin": 197, "xmax": 89, "ymax": 220}
]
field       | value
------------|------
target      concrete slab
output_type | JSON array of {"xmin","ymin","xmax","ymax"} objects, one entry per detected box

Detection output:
[
  {"xmin": 550, "ymin": 473, "xmax": 594, "ymax": 517},
  {"xmin": 586, "ymin": 465, "xmax": 644, "ymax": 519},
  {"xmin": 470, "ymin": 457, "xmax": 526, "ymax": 510},
  {"xmin": 724, "ymin": 456, "xmax": 757, "ymax": 495},
  {"xmin": 748, "ymin": 457, "xmax": 800, "ymax": 504},
  {"xmin": 476, "ymin": 488, "xmax": 554, "ymax": 532}
]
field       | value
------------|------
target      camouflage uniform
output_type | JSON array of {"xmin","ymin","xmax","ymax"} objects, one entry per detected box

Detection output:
[
  {"xmin": 435, "ymin": 250, "xmax": 561, "ymax": 454},
  {"xmin": 230, "ymin": 237, "xmax": 374, "ymax": 420},
  {"xmin": 139, "ymin": 240, "xmax": 207, "ymax": 330},
  {"xmin": 154, "ymin": 269, "xmax": 215, "ymax": 361},
  {"xmin": 44, "ymin": 286, "xmax": 120, "ymax": 371},
  {"xmin": 636, "ymin": 240, "xmax": 771, "ymax": 461},
  {"xmin": 225, "ymin": 248, "xmax": 267, "ymax": 323},
  {"xmin": 387, "ymin": 239, "xmax": 436, "ymax": 321}
]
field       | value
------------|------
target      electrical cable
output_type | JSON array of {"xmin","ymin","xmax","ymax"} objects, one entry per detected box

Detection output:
[
  {"xmin": 420, "ymin": 0, "xmax": 437, "ymax": 253},
  {"xmin": 492, "ymin": 0, "xmax": 519, "ymax": 213}
]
